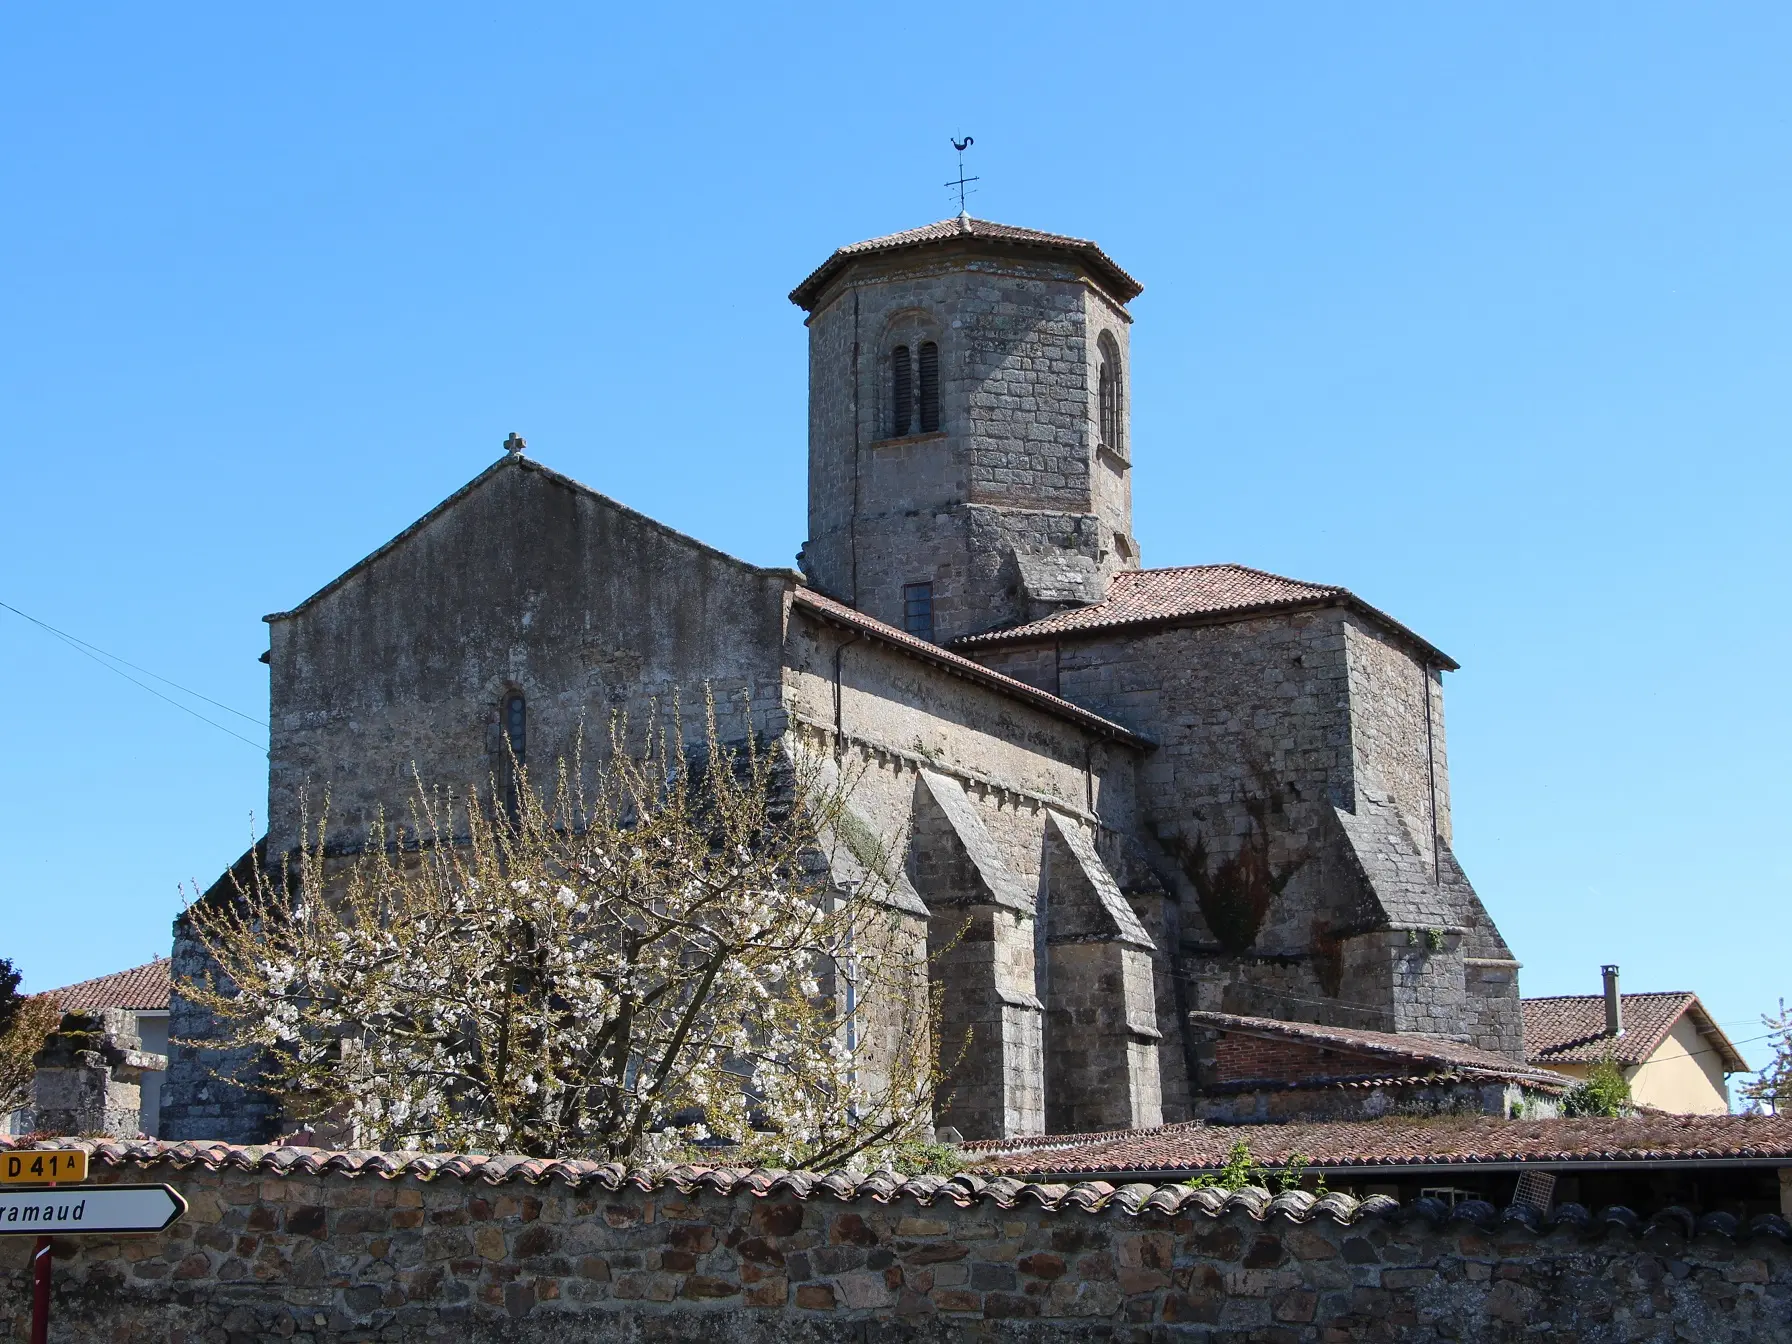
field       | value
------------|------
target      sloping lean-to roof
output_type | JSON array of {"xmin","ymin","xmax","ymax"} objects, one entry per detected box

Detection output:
[
  {"xmin": 1523, "ymin": 993, "xmax": 1750, "ymax": 1073},
  {"xmin": 792, "ymin": 587, "xmax": 1150, "ymax": 750},
  {"xmin": 955, "ymin": 564, "xmax": 1458, "ymax": 670},
  {"xmin": 1187, "ymin": 1011, "xmax": 1568, "ymax": 1089},
  {"xmin": 789, "ymin": 216, "xmax": 1143, "ymax": 311}
]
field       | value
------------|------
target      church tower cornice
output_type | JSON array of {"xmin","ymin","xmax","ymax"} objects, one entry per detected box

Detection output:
[{"xmin": 789, "ymin": 216, "xmax": 1143, "ymax": 313}]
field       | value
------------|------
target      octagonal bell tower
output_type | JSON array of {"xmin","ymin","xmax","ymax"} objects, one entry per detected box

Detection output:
[{"xmin": 791, "ymin": 216, "xmax": 1143, "ymax": 644}]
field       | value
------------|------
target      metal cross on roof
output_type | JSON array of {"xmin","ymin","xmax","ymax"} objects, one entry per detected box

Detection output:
[{"xmin": 946, "ymin": 136, "xmax": 979, "ymax": 220}]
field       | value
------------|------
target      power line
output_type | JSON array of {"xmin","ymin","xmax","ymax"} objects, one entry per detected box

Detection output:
[{"xmin": 1, "ymin": 599, "xmax": 267, "ymax": 753}]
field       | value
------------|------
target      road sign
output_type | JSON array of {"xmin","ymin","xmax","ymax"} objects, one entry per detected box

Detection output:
[
  {"xmin": 0, "ymin": 1184, "xmax": 185, "ymax": 1235},
  {"xmin": 2, "ymin": 1151, "xmax": 87, "ymax": 1184}
]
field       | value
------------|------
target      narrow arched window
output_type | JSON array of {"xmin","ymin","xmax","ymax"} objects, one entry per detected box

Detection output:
[
  {"xmin": 502, "ymin": 692, "xmax": 527, "ymax": 822},
  {"xmin": 504, "ymin": 693, "xmax": 526, "ymax": 765},
  {"xmin": 891, "ymin": 346, "xmax": 913, "ymax": 437},
  {"xmin": 918, "ymin": 341, "xmax": 940, "ymax": 433},
  {"xmin": 1098, "ymin": 342, "xmax": 1122, "ymax": 452}
]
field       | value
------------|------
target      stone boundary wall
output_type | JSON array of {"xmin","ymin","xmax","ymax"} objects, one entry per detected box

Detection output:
[{"xmin": 1, "ymin": 1145, "xmax": 1789, "ymax": 1343}]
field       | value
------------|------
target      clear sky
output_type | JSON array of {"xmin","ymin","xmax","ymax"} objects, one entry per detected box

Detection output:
[{"xmin": 2, "ymin": 5, "xmax": 1786, "ymax": 1096}]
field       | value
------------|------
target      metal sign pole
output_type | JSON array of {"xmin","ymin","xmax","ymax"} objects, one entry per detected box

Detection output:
[{"xmin": 30, "ymin": 1234, "xmax": 51, "ymax": 1344}]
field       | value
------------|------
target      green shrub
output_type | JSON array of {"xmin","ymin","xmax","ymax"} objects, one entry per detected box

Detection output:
[
  {"xmin": 1563, "ymin": 1058, "xmax": 1632, "ymax": 1117},
  {"xmin": 1185, "ymin": 1140, "xmax": 1324, "ymax": 1195}
]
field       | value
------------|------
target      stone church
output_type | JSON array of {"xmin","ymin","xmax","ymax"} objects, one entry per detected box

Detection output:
[{"xmin": 164, "ymin": 215, "xmax": 1560, "ymax": 1145}]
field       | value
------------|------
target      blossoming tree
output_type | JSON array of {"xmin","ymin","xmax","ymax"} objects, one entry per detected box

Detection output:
[{"xmin": 181, "ymin": 699, "xmax": 940, "ymax": 1165}]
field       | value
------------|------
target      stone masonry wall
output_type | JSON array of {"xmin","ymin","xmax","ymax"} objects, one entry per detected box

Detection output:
[
  {"xmin": 971, "ymin": 607, "xmax": 1524, "ymax": 1063},
  {"xmin": 800, "ymin": 243, "xmax": 1137, "ymax": 642},
  {"xmin": 266, "ymin": 458, "xmax": 792, "ymax": 857},
  {"xmin": 3, "ymin": 1146, "xmax": 1788, "ymax": 1342}
]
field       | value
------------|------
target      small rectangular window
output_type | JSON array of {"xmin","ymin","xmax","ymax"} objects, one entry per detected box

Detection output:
[{"xmin": 902, "ymin": 582, "xmax": 935, "ymax": 642}]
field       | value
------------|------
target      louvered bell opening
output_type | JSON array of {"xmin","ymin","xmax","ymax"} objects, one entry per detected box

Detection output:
[
  {"xmin": 891, "ymin": 346, "xmax": 913, "ymax": 437},
  {"xmin": 918, "ymin": 341, "xmax": 940, "ymax": 433}
]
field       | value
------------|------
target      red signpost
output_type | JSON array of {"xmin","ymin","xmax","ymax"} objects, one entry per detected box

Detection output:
[{"xmin": 31, "ymin": 1234, "xmax": 51, "ymax": 1344}]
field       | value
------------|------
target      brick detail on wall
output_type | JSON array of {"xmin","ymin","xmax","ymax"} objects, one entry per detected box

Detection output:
[{"xmin": 1211, "ymin": 1032, "xmax": 1386, "ymax": 1085}]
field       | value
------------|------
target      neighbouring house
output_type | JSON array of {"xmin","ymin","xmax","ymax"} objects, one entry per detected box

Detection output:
[
  {"xmin": 45, "ymin": 958, "xmax": 172, "ymax": 1137},
  {"xmin": 967, "ymin": 1112, "xmax": 1792, "ymax": 1221},
  {"xmin": 1523, "ymin": 965, "xmax": 1748, "ymax": 1115}
]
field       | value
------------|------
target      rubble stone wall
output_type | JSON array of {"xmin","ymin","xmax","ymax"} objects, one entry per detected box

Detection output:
[{"xmin": 3, "ymin": 1159, "xmax": 1787, "ymax": 1343}]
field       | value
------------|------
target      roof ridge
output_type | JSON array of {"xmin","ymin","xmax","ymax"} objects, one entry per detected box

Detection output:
[{"xmin": 1525, "ymin": 991, "xmax": 1698, "ymax": 1001}]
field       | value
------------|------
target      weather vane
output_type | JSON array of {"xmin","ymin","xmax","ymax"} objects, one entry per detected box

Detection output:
[{"xmin": 946, "ymin": 136, "xmax": 978, "ymax": 220}]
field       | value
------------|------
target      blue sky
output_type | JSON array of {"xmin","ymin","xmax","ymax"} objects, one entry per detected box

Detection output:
[{"xmin": 2, "ymin": 5, "xmax": 1786, "ymax": 1092}]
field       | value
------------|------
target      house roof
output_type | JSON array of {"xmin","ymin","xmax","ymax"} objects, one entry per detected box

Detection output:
[
  {"xmin": 1523, "ymin": 993, "xmax": 1750, "ymax": 1074},
  {"xmin": 788, "ymin": 216, "xmax": 1143, "ymax": 312},
  {"xmin": 1188, "ymin": 1011, "xmax": 1566, "ymax": 1089},
  {"xmin": 792, "ymin": 587, "xmax": 1152, "ymax": 749},
  {"xmin": 953, "ymin": 564, "xmax": 1458, "ymax": 670},
  {"xmin": 51, "ymin": 958, "xmax": 171, "ymax": 1013},
  {"xmin": 965, "ymin": 1113, "xmax": 1792, "ymax": 1180}
]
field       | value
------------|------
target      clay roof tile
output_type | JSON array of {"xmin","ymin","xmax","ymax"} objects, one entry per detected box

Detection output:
[
  {"xmin": 954, "ymin": 564, "xmax": 1456, "ymax": 668},
  {"xmin": 50, "ymin": 958, "xmax": 172, "ymax": 1012}
]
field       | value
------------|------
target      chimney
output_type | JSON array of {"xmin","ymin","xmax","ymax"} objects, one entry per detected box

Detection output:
[{"xmin": 1602, "ymin": 964, "xmax": 1623, "ymax": 1037}]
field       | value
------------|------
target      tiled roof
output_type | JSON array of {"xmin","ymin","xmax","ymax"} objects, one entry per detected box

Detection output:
[
  {"xmin": 967, "ymin": 1113, "xmax": 1792, "ymax": 1180},
  {"xmin": 51, "ymin": 958, "xmax": 171, "ymax": 1012},
  {"xmin": 1522, "ymin": 993, "xmax": 1749, "ymax": 1072},
  {"xmin": 789, "ymin": 216, "xmax": 1143, "ymax": 311},
  {"xmin": 1187, "ymin": 1011, "xmax": 1567, "ymax": 1088},
  {"xmin": 791, "ymin": 587, "xmax": 1151, "ymax": 748},
  {"xmin": 954, "ymin": 564, "xmax": 1457, "ymax": 669},
  {"xmin": 2, "ymin": 1137, "xmax": 1786, "ymax": 1241}
]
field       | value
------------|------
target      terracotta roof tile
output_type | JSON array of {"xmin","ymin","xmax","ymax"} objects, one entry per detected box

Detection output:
[
  {"xmin": 1522, "ymin": 993, "xmax": 1748, "ymax": 1072},
  {"xmin": 791, "ymin": 587, "xmax": 1150, "ymax": 748},
  {"xmin": 3, "ymin": 1135, "xmax": 1784, "ymax": 1241},
  {"xmin": 966, "ymin": 1113, "xmax": 1792, "ymax": 1179},
  {"xmin": 51, "ymin": 958, "xmax": 171, "ymax": 1012},
  {"xmin": 954, "ymin": 564, "xmax": 1456, "ymax": 669},
  {"xmin": 789, "ymin": 216, "xmax": 1142, "ymax": 310},
  {"xmin": 1188, "ymin": 1011, "xmax": 1566, "ymax": 1088}
]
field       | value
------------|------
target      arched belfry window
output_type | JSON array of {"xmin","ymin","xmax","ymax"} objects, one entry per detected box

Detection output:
[
  {"xmin": 891, "ymin": 346, "xmax": 913, "ymax": 437},
  {"xmin": 1098, "ymin": 335, "xmax": 1123, "ymax": 453},
  {"xmin": 918, "ymin": 341, "xmax": 940, "ymax": 433}
]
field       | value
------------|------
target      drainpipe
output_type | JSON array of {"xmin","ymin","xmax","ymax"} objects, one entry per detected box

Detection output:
[{"xmin": 1602, "ymin": 964, "xmax": 1624, "ymax": 1037}]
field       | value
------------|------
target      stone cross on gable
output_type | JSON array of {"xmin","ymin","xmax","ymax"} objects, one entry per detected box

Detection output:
[{"xmin": 503, "ymin": 432, "xmax": 527, "ymax": 456}]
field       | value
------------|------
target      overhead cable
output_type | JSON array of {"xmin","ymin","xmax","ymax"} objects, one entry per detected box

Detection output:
[{"xmin": 0, "ymin": 599, "xmax": 267, "ymax": 752}]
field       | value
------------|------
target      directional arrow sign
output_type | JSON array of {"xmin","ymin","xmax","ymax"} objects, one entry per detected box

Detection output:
[{"xmin": 0, "ymin": 1185, "xmax": 185, "ymax": 1235}]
